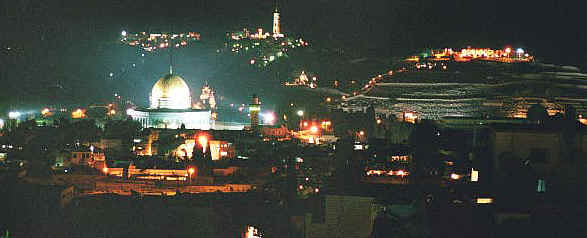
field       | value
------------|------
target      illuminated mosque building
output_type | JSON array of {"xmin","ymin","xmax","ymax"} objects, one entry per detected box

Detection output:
[{"xmin": 127, "ymin": 66, "xmax": 216, "ymax": 129}]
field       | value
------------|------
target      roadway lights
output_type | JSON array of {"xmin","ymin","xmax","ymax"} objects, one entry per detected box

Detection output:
[
  {"xmin": 297, "ymin": 110, "xmax": 304, "ymax": 117},
  {"xmin": 121, "ymin": 30, "xmax": 127, "ymax": 36}
]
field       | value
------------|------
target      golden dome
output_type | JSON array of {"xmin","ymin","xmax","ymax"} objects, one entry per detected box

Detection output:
[{"xmin": 150, "ymin": 74, "xmax": 192, "ymax": 109}]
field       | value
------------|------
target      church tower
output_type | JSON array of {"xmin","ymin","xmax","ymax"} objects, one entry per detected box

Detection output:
[{"xmin": 272, "ymin": 2, "xmax": 280, "ymax": 35}]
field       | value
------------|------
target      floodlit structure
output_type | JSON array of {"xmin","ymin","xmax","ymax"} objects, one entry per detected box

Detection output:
[
  {"xmin": 249, "ymin": 94, "xmax": 261, "ymax": 131},
  {"xmin": 128, "ymin": 67, "xmax": 213, "ymax": 130},
  {"xmin": 272, "ymin": 4, "xmax": 283, "ymax": 37},
  {"xmin": 150, "ymin": 72, "xmax": 192, "ymax": 110}
]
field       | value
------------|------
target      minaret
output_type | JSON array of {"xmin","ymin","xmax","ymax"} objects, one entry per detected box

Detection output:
[
  {"xmin": 249, "ymin": 94, "xmax": 261, "ymax": 132},
  {"xmin": 272, "ymin": 2, "xmax": 280, "ymax": 35}
]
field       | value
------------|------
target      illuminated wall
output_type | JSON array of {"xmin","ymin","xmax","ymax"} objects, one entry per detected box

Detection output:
[{"xmin": 129, "ymin": 110, "xmax": 212, "ymax": 130}]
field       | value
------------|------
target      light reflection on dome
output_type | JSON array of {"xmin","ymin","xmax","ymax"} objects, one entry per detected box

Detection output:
[{"xmin": 150, "ymin": 74, "xmax": 192, "ymax": 109}]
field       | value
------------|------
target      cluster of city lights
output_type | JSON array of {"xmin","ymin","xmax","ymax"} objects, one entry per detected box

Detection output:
[
  {"xmin": 284, "ymin": 71, "xmax": 318, "ymax": 88},
  {"xmin": 120, "ymin": 30, "xmax": 200, "ymax": 54},
  {"xmin": 365, "ymin": 169, "xmax": 409, "ymax": 177},
  {"xmin": 406, "ymin": 46, "xmax": 533, "ymax": 63},
  {"xmin": 225, "ymin": 28, "xmax": 309, "ymax": 68}
]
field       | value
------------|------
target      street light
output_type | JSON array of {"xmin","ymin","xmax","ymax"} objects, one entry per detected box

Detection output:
[
  {"xmin": 297, "ymin": 110, "xmax": 304, "ymax": 117},
  {"xmin": 188, "ymin": 167, "xmax": 196, "ymax": 180}
]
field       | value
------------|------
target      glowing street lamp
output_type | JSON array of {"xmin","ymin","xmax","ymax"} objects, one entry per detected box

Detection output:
[
  {"xmin": 296, "ymin": 110, "xmax": 304, "ymax": 117},
  {"xmin": 188, "ymin": 167, "xmax": 196, "ymax": 180},
  {"xmin": 121, "ymin": 30, "xmax": 127, "ymax": 36}
]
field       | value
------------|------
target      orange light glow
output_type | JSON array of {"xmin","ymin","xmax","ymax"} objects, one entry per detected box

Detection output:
[
  {"xmin": 310, "ymin": 126, "xmax": 318, "ymax": 134},
  {"xmin": 359, "ymin": 130, "xmax": 365, "ymax": 136},
  {"xmin": 245, "ymin": 225, "xmax": 261, "ymax": 238},
  {"xmin": 405, "ymin": 56, "xmax": 419, "ymax": 62},
  {"xmin": 102, "ymin": 167, "xmax": 109, "ymax": 174},
  {"xmin": 198, "ymin": 135, "xmax": 208, "ymax": 152},
  {"xmin": 404, "ymin": 112, "xmax": 418, "ymax": 124},
  {"xmin": 376, "ymin": 119, "xmax": 382, "ymax": 124},
  {"xmin": 476, "ymin": 198, "xmax": 493, "ymax": 204},
  {"xmin": 366, "ymin": 170, "xmax": 385, "ymax": 176},
  {"xmin": 396, "ymin": 170, "xmax": 406, "ymax": 176},
  {"xmin": 41, "ymin": 108, "xmax": 50, "ymax": 116},
  {"xmin": 188, "ymin": 167, "xmax": 195, "ymax": 175},
  {"xmin": 71, "ymin": 108, "xmax": 86, "ymax": 119},
  {"xmin": 450, "ymin": 173, "xmax": 460, "ymax": 180}
]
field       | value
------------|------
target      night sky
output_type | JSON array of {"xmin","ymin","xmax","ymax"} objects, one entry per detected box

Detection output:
[{"xmin": 1, "ymin": 0, "xmax": 584, "ymax": 112}]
